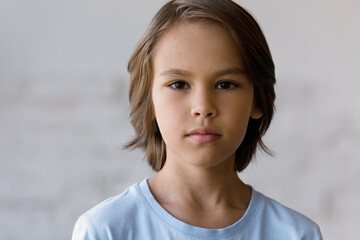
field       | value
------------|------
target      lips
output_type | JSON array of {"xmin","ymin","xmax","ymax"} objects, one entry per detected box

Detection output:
[{"xmin": 186, "ymin": 127, "xmax": 221, "ymax": 143}]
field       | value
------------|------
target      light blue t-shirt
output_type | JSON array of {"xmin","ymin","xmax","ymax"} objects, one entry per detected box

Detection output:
[{"xmin": 72, "ymin": 179, "xmax": 322, "ymax": 240}]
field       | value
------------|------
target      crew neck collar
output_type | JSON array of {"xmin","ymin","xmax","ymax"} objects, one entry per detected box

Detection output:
[{"xmin": 138, "ymin": 178, "xmax": 262, "ymax": 238}]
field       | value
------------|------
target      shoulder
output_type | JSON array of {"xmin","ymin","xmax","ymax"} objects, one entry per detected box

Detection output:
[
  {"xmin": 85, "ymin": 182, "xmax": 143, "ymax": 222},
  {"xmin": 251, "ymin": 188, "xmax": 322, "ymax": 239},
  {"xmin": 72, "ymin": 181, "xmax": 146, "ymax": 240}
]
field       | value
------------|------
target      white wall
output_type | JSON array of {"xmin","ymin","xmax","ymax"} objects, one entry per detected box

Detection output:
[{"xmin": 0, "ymin": 0, "xmax": 359, "ymax": 239}]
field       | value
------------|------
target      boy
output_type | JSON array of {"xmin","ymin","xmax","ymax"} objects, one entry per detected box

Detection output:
[{"xmin": 72, "ymin": 0, "xmax": 322, "ymax": 239}]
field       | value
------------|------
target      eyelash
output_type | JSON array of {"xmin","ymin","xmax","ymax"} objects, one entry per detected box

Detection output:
[
  {"xmin": 215, "ymin": 81, "xmax": 239, "ymax": 90},
  {"xmin": 167, "ymin": 80, "xmax": 239, "ymax": 90},
  {"xmin": 168, "ymin": 81, "xmax": 190, "ymax": 90}
]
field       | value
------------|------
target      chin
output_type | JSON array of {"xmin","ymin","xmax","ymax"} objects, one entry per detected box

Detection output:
[{"xmin": 186, "ymin": 154, "xmax": 234, "ymax": 169}]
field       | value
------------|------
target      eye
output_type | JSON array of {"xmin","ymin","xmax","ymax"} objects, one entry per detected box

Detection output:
[
  {"xmin": 215, "ymin": 81, "xmax": 238, "ymax": 90},
  {"xmin": 168, "ymin": 81, "xmax": 189, "ymax": 90}
]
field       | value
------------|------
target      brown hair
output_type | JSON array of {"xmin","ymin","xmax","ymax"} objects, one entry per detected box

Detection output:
[{"xmin": 125, "ymin": 0, "xmax": 276, "ymax": 172}]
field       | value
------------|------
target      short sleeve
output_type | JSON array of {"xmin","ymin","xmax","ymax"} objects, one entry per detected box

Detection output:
[
  {"xmin": 314, "ymin": 224, "xmax": 323, "ymax": 240},
  {"xmin": 72, "ymin": 215, "xmax": 96, "ymax": 240}
]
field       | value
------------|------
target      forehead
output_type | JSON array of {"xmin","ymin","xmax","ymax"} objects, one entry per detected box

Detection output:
[{"xmin": 152, "ymin": 21, "xmax": 244, "ymax": 77}]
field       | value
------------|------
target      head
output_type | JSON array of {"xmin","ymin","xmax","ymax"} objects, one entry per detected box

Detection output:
[{"xmin": 126, "ymin": 0, "xmax": 276, "ymax": 172}]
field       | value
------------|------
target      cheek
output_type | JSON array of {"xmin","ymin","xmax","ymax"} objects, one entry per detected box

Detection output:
[
  {"xmin": 222, "ymin": 100, "xmax": 253, "ymax": 135},
  {"xmin": 153, "ymin": 94, "xmax": 187, "ymax": 134},
  {"xmin": 226, "ymin": 96, "xmax": 253, "ymax": 118}
]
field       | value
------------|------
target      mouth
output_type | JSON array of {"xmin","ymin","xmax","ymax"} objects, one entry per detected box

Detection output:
[{"xmin": 186, "ymin": 127, "xmax": 221, "ymax": 143}]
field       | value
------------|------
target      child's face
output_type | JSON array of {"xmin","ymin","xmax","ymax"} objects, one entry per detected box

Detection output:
[{"xmin": 151, "ymin": 21, "xmax": 262, "ymax": 170}]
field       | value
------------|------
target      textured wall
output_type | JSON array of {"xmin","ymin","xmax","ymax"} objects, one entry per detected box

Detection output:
[{"xmin": 1, "ymin": 0, "xmax": 359, "ymax": 239}]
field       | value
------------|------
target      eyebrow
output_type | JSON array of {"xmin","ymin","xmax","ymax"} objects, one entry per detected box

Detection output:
[
  {"xmin": 159, "ymin": 68, "xmax": 191, "ymax": 77},
  {"xmin": 214, "ymin": 67, "xmax": 247, "ymax": 77},
  {"xmin": 159, "ymin": 67, "xmax": 247, "ymax": 78}
]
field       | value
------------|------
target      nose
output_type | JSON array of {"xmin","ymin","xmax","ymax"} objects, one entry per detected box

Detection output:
[{"xmin": 191, "ymin": 89, "xmax": 218, "ymax": 119}]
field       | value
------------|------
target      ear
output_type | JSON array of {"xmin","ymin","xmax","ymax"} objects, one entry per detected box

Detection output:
[{"xmin": 250, "ymin": 106, "xmax": 263, "ymax": 120}]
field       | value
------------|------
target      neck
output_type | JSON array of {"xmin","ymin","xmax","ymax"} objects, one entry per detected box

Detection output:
[{"xmin": 148, "ymin": 153, "xmax": 250, "ymax": 210}]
